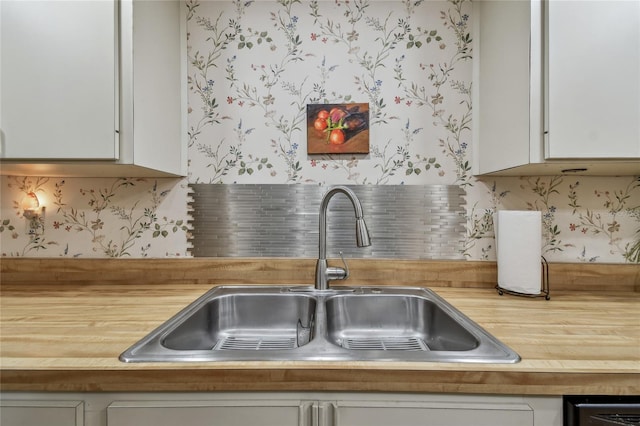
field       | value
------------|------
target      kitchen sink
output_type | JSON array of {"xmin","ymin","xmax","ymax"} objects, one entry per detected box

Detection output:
[
  {"xmin": 121, "ymin": 188, "xmax": 519, "ymax": 363},
  {"xmin": 120, "ymin": 286, "xmax": 520, "ymax": 363}
]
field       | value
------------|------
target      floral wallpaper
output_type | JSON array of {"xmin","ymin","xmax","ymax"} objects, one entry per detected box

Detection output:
[
  {"xmin": 0, "ymin": 177, "xmax": 190, "ymax": 258},
  {"xmin": 1, "ymin": 0, "xmax": 638, "ymax": 263},
  {"xmin": 469, "ymin": 176, "xmax": 640, "ymax": 264},
  {"xmin": 187, "ymin": 0, "xmax": 472, "ymax": 185}
]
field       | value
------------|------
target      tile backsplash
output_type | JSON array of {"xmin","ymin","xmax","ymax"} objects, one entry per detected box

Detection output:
[
  {"xmin": 188, "ymin": 184, "xmax": 466, "ymax": 258},
  {"xmin": 1, "ymin": 0, "xmax": 638, "ymax": 263}
]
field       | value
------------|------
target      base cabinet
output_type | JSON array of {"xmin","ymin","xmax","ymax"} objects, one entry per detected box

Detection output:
[
  {"xmin": 107, "ymin": 400, "xmax": 306, "ymax": 426},
  {"xmin": 0, "ymin": 400, "xmax": 84, "ymax": 426},
  {"xmin": 0, "ymin": 392, "xmax": 562, "ymax": 426},
  {"xmin": 334, "ymin": 400, "xmax": 533, "ymax": 426}
]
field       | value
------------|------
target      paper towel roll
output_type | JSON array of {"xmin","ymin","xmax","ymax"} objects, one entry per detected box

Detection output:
[{"xmin": 494, "ymin": 210, "xmax": 542, "ymax": 295}]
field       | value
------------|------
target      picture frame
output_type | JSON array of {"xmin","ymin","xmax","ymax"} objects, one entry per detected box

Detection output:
[{"xmin": 307, "ymin": 103, "xmax": 370, "ymax": 155}]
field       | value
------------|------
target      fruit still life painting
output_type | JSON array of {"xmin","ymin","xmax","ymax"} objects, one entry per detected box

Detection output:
[{"xmin": 307, "ymin": 103, "xmax": 370, "ymax": 154}]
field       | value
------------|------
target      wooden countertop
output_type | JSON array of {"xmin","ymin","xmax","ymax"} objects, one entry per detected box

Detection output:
[{"xmin": 1, "ymin": 274, "xmax": 639, "ymax": 395}]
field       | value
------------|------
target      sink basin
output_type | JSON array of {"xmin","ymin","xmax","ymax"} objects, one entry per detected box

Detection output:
[
  {"xmin": 120, "ymin": 286, "xmax": 520, "ymax": 363},
  {"xmin": 326, "ymin": 294, "xmax": 479, "ymax": 352},
  {"xmin": 162, "ymin": 292, "xmax": 316, "ymax": 351},
  {"xmin": 120, "ymin": 287, "xmax": 317, "ymax": 362}
]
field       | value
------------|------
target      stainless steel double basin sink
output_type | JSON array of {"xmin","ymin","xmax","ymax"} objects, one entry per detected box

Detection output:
[{"xmin": 120, "ymin": 286, "xmax": 520, "ymax": 363}]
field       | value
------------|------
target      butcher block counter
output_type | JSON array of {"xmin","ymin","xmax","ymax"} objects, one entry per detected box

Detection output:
[{"xmin": 0, "ymin": 259, "xmax": 638, "ymax": 395}]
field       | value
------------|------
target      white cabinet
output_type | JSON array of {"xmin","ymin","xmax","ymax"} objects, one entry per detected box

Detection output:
[
  {"xmin": 107, "ymin": 400, "xmax": 306, "ymax": 426},
  {"xmin": 108, "ymin": 399, "xmax": 535, "ymax": 426},
  {"xmin": 473, "ymin": 0, "xmax": 640, "ymax": 176},
  {"xmin": 0, "ymin": 0, "xmax": 187, "ymax": 177},
  {"xmin": 333, "ymin": 400, "xmax": 533, "ymax": 426},
  {"xmin": 545, "ymin": 0, "xmax": 640, "ymax": 160},
  {"xmin": 0, "ymin": 392, "xmax": 563, "ymax": 426},
  {"xmin": 0, "ymin": 0, "xmax": 117, "ymax": 160},
  {"xmin": 0, "ymin": 392, "xmax": 562, "ymax": 426},
  {"xmin": 0, "ymin": 400, "xmax": 84, "ymax": 426}
]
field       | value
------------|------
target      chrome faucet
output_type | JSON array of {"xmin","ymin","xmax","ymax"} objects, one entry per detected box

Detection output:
[{"xmin": 315, "ymin": 186, "xmax": 371, "ymax": 290}]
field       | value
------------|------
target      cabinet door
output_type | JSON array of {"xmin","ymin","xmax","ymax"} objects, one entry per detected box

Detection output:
[
  {"xmin": 0, "ymin": 0, "xmax": 117, "ymax": 160},
  {"xmin": 107, "ymin": 400, "xmax": 307, "ymax": 426},
  {"xmin": 546, "ymin": 0, "xmax": 640, "ymax": 159},
  {"xmin": 334, "ymin": 400, "xmax": 533, "ymax": 426},
  {"xmin": 473, "ymin": 0, "xmax": 542, "ymax": 175},
  {"xmin": 0, "ymin": 400, "xmax": 84, "ymax": 426}
]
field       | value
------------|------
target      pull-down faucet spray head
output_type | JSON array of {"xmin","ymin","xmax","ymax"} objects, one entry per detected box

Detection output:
[{"xmin": 355, "ymin": 217, "xmax": 371, "ymax": 247}]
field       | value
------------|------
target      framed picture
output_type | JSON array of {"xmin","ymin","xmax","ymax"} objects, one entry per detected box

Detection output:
[{"xmin": 307, "ymin": 103, "xmax": 369, "ymax": 154}]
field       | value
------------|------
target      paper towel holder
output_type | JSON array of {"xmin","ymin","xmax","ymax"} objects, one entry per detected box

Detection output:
[{"xmin": 496, "ymin": 256, "xmax": 550, "ymax": 300}]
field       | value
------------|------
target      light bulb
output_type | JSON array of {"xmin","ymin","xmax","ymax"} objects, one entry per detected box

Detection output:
[{"xmin": 21, "ymin": 192, "xmax": 40, "ymax": 211}]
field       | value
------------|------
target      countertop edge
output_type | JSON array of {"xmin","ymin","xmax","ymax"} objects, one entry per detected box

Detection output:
[{"xmin": 1, "ymin": 368, "xmax": 638, "ymax": 395}]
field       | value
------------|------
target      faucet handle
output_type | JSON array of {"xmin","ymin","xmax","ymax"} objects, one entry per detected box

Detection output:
[
  {"xmin": 338, "ymin": 251, "xmax": 350, "ymax": 279},
  {"xmin": 326, "ymin": 251, "xmax": 350, "ymax": 281}
]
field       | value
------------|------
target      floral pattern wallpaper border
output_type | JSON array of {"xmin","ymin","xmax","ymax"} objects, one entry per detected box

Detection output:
[{"xmin": 1, "ymin": 0, "xmax": 638, "ymax": 263}]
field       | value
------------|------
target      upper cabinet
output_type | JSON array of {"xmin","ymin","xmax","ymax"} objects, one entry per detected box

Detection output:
[
  {"xmin": 0, "ymin": 0, "xmax": 187, "ymax": 177},
  {"xmin": 546, "ymin": 0, "xmax": 640, "ymax": 160},
  {"xmin": 473, "ymin": 0, "xmax": 640, "ymax": 176},
  {"xmin": 1, "ymin": 1, "xmax": 117, "ymax": 161}
]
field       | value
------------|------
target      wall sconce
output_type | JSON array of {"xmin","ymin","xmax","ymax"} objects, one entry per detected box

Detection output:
[{"xmin": 21, "ymin": 192, "xmax": 45, "ymax": 235}]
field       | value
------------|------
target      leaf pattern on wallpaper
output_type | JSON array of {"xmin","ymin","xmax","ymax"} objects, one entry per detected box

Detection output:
[
  {"xmin": 366, "ymin": 119, "xmax": 442, "ymax": 185},
  {"xmin": 467, "ymin": 176, "xmax": 640, "ymax": 264},
  {"xmin": 189, "ymin": 0, "xmax": 308, "ymax": 182},
  {"xmin": 0, "ymin": 223, "xmax": 50, "ymax": 257},
  {"xmin": 395, "ymin": 0, "xmax": 472, "ymax": 186},
  {"xmin": 52, "ymin": 179, "xmax": 188, "ymax": 257},
  {"xmin": 569, "ymin": 177, "xmax": 640, "ymax": 261},
  {"xmin": 463, "ymin": 181, "xmax": 509, "ymax": 259},
  {"xmin": 0, "ymin": 177, "xmax": 188, "ymax": 258},
  {"xmin": 308, "ymin": 0, "xmax": 466, "ymax": 184},
  {"xmin": 625, "ymin": 186, "xmax": 640, "ymax": 263},
  {"xmin": 521, "ymin": 176, "xmax": 568, "ymax": 254},
  {"xmin": 187, "ymin": 0, "xmax": 471, "ymax": 184},
  {"xmin": 313, "ymin": 0, "xmax": 408, "ymax": 126}
]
